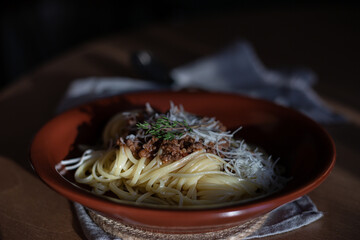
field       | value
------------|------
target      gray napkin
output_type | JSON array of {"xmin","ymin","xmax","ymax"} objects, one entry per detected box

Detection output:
[
  {"xmin": 58, "ymin": 41, "xmax": 343, "ymax": 123},
  {"xmin": 172, "ymin": 40, "xmax": 343, "ymax": 123},
  {"xmin": 57, "ymin": 41, "xmax": 331, "ymax": 239}
]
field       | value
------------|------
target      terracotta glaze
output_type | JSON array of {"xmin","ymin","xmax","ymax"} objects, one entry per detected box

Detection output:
[{"xmin": 29, "ymin": 91, "xmax": 336, "ymax": 233}]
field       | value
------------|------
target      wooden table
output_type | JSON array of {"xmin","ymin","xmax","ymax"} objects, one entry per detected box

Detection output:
[{"xmin": 1, "ymin": 6, "xmax": 359, "ymax": 240}]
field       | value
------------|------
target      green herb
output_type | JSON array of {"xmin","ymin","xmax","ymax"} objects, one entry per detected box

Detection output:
[{"xmin": 136, "ymin": 116, "xmax": 193, "ymax": 140}]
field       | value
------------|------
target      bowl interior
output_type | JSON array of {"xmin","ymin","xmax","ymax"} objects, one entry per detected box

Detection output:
[{"xmin": 30, "ymin": 90, "xmax": 335, "ymax": 230}]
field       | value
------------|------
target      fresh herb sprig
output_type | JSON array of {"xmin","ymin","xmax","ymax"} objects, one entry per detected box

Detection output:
[{"xmin": 136, "ymin": 116, "xmax": 193, "ymax": 140}]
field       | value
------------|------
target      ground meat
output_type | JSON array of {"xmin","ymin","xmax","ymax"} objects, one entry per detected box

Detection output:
[
  {"xmin": 139, "ymin": 137, "xmax": 161, "ymax": 158},
  {"xmin": 160, "ymin": 136, "xmax": 204, "ymax": 163},
  {"xmin": 120, "ymin": 135, "xmax": 229, "ymax": 164},
  {"xmin": 125, "ymin": 139, "xmax": 142, "ymax": 158},
  {"xmin": 116, "ymin": 116, "xmax": 229, "ymax": 163}
]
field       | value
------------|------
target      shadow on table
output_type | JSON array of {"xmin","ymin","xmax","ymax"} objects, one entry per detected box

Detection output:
[{"xmin": 324, "ymin": 124, "xmax": 360, "ymax": 178}]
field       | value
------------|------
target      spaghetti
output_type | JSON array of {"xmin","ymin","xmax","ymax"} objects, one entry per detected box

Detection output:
[{"xmin": 62, "ymin": 103, "xmax": 286, "ymax": 207}]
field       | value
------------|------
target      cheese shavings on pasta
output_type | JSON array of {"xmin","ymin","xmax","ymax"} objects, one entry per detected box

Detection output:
[{"xmin": 61, "ymin": 103, "xmax": 287, "ymax": 208}]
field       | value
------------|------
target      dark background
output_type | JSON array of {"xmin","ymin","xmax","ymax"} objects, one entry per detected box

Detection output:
[{"xmin": 1, "ymin": 1, "xmax": 358, "ymax": 90}]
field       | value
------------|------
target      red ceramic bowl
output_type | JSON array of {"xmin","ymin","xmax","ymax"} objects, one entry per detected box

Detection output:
[{"xmin": 29, "ymin": 91, "xmax": 335, "ymax": 233}]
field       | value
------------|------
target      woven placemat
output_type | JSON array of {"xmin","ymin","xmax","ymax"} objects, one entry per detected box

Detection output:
[{"xmin": 88, "ymin": 209, "xmax": 269, "ymax": 240}]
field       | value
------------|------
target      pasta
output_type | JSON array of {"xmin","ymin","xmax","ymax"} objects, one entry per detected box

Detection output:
[{"xmin": 62, "ymin": 103, "xmax": 286, "ymax": 207}]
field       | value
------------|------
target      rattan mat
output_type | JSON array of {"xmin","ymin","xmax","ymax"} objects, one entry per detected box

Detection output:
[{"xmin": 88, "ymin": 209, "xmax": 268, "ymax": 240}]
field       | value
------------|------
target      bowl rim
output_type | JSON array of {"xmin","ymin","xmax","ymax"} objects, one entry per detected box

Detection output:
[{"xmin": 29, "ymin": 90, "xmax": 336, "ymax": 227}]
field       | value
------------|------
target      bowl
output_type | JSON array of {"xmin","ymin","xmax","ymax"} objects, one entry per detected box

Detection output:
[{"xmin": 29, "ymin": 90, "xmax": 335, "ymax": 233}]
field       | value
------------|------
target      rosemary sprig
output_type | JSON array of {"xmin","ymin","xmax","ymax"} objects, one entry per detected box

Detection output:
[{"xmin": 136, "ymin": 116, "xmax": 193, "ymax": 140}]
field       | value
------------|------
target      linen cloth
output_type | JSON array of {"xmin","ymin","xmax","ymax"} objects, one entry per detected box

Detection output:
[
  {"xmin": 58, "ymin": 41, "xmax": 343, "ymax": 123},
  {"xmin": 58, "ymin": 41, "xmax": 334, "ymax": 239}
]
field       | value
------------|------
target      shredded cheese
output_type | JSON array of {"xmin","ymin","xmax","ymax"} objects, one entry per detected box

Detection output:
[{"xmin": 160, "ymin": 102, "xmax": 286, "ymax": 193}]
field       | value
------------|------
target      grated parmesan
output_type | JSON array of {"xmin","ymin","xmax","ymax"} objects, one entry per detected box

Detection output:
[{"xmin": 156, "ymin": 102, "xmax": 287, "ymax": 194}]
